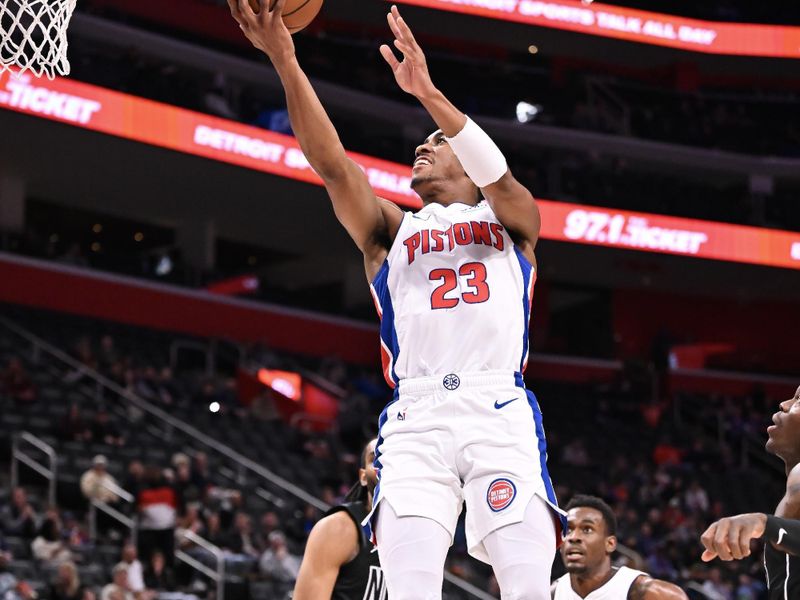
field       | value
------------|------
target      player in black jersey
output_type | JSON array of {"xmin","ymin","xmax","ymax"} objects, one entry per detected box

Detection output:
[
  {"xmin": 293, "ymin": 439, "xmax": 386, "ymax": 600},
  {"xmin": 700, "ymin": 385, "xmax": 800, "ymax": 599}
]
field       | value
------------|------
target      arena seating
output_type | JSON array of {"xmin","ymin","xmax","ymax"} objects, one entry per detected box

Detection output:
[{"xmin": 0, "ymin": 305, "xmax": 787, "ymax": 598}]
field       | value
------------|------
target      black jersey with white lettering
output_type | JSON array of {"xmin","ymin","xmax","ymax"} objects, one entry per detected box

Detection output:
[
  {"xmin": 765, "ymin": 543, "xmax": 800, "ymax": 599},
  {"xmin": 328, "ymin": 502, "xmax": 387, "ymax": 600}
]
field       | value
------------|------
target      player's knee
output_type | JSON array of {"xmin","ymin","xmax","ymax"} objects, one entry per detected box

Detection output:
[{"xmin": 494, "ymin": 560, "xmax": 551, "ymax": 600}]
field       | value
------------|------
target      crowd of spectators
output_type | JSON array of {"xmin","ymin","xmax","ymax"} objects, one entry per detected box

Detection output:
[{"xmin": 0, "ymin": 314, "xmax": 789, "ymax": 599}]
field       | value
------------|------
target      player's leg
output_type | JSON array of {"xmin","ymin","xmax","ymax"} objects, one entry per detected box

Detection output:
[
  {"xmin": 458, "ymin": 382, "xmax": 563, "ymax": 599},
  {"xmin": 481, "ymin": 495, "xmax": 556, "ymax": 600},
  {"xmin": 375, "ymin": 501, "xmax": 451, "ymax": 600}
]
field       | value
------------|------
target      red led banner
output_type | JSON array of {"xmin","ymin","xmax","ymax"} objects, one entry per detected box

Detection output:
[
  {"xmin": 393, "ymin": 0, "xmax": 800, "ymax": 59},
  {"xmin": 1, "ymin": 71, "xmax": 799, "ymax": 270}
]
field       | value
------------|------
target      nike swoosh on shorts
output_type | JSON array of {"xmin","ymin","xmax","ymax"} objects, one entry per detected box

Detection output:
[{"xmin": 494, "ymin": 398, "xmax": 518, "ymax": 410}]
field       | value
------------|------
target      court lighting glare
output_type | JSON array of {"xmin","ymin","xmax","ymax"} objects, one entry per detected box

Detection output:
[
  {"xmin": 209, "ymin": 401, "xmax": 221, "ymax": 413},
  {"xmin": 516, "ymin": 101, "xmax": 541, "ymax": 123},
  {"xmin": 155, "ymin": 255, "xmax": 173, "ymax": 276}
]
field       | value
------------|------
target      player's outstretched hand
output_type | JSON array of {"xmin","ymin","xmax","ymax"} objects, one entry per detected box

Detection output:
[
  {"xmin": 380, "ymin": 5, "xmax": 436, "ymax": 99},
  {"xmin": 228, "ymin": 0, "xmax": 295, "ymax": 65},
  {"xmin": 700, "ymin": 513, "xmax": 767, "ymax": 562}
]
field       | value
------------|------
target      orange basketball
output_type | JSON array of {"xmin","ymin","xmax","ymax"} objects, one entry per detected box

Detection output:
[{"xmin": 248, "ymin": 0, "xmax": 323, "ymax": 33}]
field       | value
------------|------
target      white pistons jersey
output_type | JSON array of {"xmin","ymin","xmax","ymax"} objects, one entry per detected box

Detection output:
[
  {"xmin": 553, "ymin": 567, "xmax": 647, "ymax": 600},
  {"xmin": 369, "ymin": 201, "xmax": 535, "ymax": 386}
]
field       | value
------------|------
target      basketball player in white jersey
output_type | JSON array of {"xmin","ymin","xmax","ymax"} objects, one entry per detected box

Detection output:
[
  {"xmin": 553, "ymin": 496, "xmax": 687, "ymax": 600},
  {"xmin": 229, "ymin": 2, "xmax": 564, "ymax": 598}
]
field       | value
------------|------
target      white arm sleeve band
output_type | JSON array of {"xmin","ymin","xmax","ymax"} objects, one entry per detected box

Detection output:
[{"xmin": 445, "ymin": 116, "xmax": 508, "ymax": 188}]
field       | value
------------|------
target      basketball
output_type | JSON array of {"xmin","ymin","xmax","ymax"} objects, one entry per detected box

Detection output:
[{"xmin": 248, "ymin": 0, "xmax": 324, "ymax": 33}]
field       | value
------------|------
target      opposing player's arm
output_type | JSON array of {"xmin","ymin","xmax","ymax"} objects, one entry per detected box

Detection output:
[
  {"xmin": 228, "ymin": 0, "xmax": 403, "ymax": 268},
  {"xmin": 292, "ymin": 511, "xmax": 359, "ymax": 600},
  {"xmin": 380, "ymin": 5, "xmax": 540, "ymax": 256},
  {"xmin": 628, "ymin": 576, "xmax": 688, "ymax": 600}
]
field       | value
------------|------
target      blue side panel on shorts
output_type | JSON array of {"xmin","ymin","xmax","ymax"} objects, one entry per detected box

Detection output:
[
  {"xmin": 363, "ymin": 387, "xmax": 400, "ymax": 544},
  {"xmin": 513, "ymin": 246, "xmax": 533, "ymax": 373},
  {"xmin": 514, "ymin": 372, "xmax": 567, "ymax": 538},
  {"xmin": 372, "ymin": 260, "xmax": 401, "ymax": 386}
]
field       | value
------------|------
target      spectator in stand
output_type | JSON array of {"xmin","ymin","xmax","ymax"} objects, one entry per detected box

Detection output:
[
  {"xmin": 0, "ymin": 358, "xmax": 36, "ymax": 403},
  {"xmin": 190, "ymin": 452, "xmax": 210, "ymax": 497},
  {"xmin": 116, "ymin": 544, "xmax": 145, "ymax": 595},
  {"xmin": 684, "ymin": 480, "xmax": 710, "ymax": 514},
  {"xmin": 91, "ymin": 409, "xmax": 125, "ymax": 446},
  {"xmin": 31, "ymin": 508, "xmax": 73, "ymax": 565},
  {"xmin": 101, "ymin": 564, "xmax": 133, "ymax": 600},
  {"xmin": 49, "ymin": 561, "xmax": 95, "ymax": 600},
  {"xmin": 124, "ymin": 461, "xmax": 145, "ymax": 499},
  {"xmin": 653, "ymin": 435, "xmax": 683, "ymax": 467},
  {"xmin": 258, "ymin": 511, "xmax": 281, "ymax": 552},
  {"xmin": 562, "ymin": 437, "xmax": 591, "ymax": 467},
  {"xmin": 61, "ymin": 512, "xmax": 91, "ymax": 554},
  {"xmin": 61, "ymin": 403, "xmax": 92, "ymax": 442},
  {"xmin": 258, "ymin": 531, "xmax": 301, "ymax": 583},
  {"xmin": 80, "ymin": 455, "xmax": 119, "ymax": 504},
  {"xmin": 0, "ymin": 549, "xmax": 37, "ymax": 600},
  {"xmin": 176, "ymin": 503, "xmax": 205, "ymax": 536},
  {"xmin": 203, "ymin": 512, "xmax": 226, "ymax": 549},
  {"xmin": 157, "ymin": 367, "xmax": 180, "ymax": 406},
  {"xmin": 225, "ymin": 512, "xmax": 260, "ymax": 557},
  {"xmin": 171, "ymin": 456, "xmax": 200, "ymax": 505},
  {"xmin": 136, "ymin": 466, "xmax": 177, "ymax": 567},
  {"xmin": 97, "ymin": 335, "xmax": 119, "ymax": 374},
  {"xmin": 0, "ymin": 488, "xmax": 37, "ymax": 538},
  {"xmin": 143, "ymin": 551, "xmax": 176, "ymax": 592}
]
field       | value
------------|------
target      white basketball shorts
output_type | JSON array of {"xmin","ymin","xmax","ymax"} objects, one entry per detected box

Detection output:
[{"xmin": 363, "ymin": 369, "xmax": 566, "ymax": 563}]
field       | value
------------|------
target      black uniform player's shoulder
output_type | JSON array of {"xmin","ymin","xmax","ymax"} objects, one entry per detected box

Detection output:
[
  {"xmin": 324, "ymin": 503, "xmax": 384, "ymax": 600},
  {"xmin": 323, "ymin": 502, "xmax": 369, "ymax": 553}
]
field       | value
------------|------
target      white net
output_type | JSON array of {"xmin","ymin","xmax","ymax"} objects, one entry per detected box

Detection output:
[{"xmin": 0, "ymin": 0, "xmax": 77, "ymax": 79}]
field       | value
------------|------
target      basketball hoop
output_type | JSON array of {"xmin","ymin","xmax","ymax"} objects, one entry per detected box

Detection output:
[{"xmin": 0, "ymin": 0, "xmax": 77, "ymax": 80}]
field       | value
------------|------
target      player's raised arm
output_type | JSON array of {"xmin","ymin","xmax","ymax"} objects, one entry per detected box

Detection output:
[
  {"xmin": 228, "ymin": 0, "xmax": 403, "ymax": 272},
  {"xmin": 380, "ymin": 5, "xmax": 540, "ymax": 259}
]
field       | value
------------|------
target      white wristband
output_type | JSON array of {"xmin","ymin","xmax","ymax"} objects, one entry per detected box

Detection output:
[{"xmin": 445, "ymin": 117, "xmax": 508, "ymax": 188}]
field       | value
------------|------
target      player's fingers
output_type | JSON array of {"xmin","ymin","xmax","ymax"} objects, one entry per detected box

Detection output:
[
  {"xmin": 700, "ymin": 523, "xmax": 716, "ymax": 549},
  {"xmin": 270, "ymin": 0, "xmax": 287, "ymax": 15},
  {"xmin": 393, "ymin": 39, "xmax": 415, "ymax": 60},
  {"xmin": 701, "ymin": 549, "xmax": 718, "ymax": 562},
  {"xmin": 728, "ymin": 524, "xmax": 746, "ymax": 560},
  {"xmin": 228, "ymin": 0, "xmax": 244, "ymax": 22},
  {"xmin": 738, "ymin": 525, "xmax": 754, "ymax": 558},
  {"xmin": 379, "ymin": 44, "xmax": 400, "ymax": 70},
  {"xmin": 713, "ymin": 521, "xmax": 733, "ymax": 561},
  {"xmin": 393, "ymin": 8, "xmax": 419, "ymax": 46},
  {"xmin": 238, "ymin": 0, "xmax": 255, "ymax": 18},
  {"xmin": 387, "ymin": 10, "xmax": 404, "ymax": 43}
]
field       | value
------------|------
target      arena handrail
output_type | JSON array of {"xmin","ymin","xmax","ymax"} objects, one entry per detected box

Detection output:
[
  {"xmin": 11, "ymin": 431, "xmax": 57, "ymax": 507},
  {"xmin": 0, "ymin": 317, "xmax": 504, "ymax": 600},
  {"xmin": 175, "ymin": 530, "xmax": 226, "ymax": 600},
  {"xmin": 88, "ymin": 480, "xmax": 137, "ymax": 545},
  {"xmin": 0, "ymin": 316, "xmax": 328, "ymax": 511},
  {"xmin": 67, "ymin": 13, "xmax": 800, "ymax": 180}
]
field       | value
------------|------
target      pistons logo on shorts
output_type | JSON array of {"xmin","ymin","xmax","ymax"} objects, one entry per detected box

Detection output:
[{"xmin": 486, "ymin": 478, "xmax": 517, "ymax": 512}]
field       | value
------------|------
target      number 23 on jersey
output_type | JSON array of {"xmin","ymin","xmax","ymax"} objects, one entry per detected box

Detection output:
[{"xmin": 429, "ymin": 262, "xmax": 490, "ymax": 309}]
